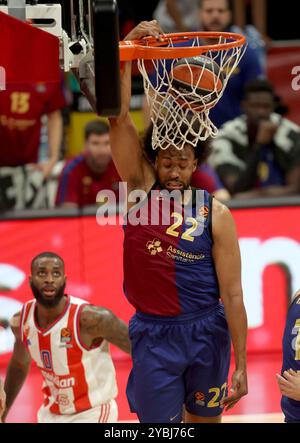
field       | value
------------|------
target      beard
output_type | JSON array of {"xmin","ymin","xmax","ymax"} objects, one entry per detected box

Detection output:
[{"xmin": 30, "ymin": 282, "xmax": 66, "ymax": 308}]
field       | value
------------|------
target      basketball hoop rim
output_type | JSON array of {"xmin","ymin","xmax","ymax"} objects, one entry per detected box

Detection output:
[{"xmin": 119, "ymin": 31, "xmax": 246, "ymax": 61}]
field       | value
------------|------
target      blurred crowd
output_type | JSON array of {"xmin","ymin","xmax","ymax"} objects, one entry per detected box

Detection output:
[{"xmin": 1, "ymin": 0, "xmax": 300, "ymax": 212}]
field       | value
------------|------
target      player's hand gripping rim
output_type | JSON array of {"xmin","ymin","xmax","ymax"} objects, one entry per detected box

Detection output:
[{"xmin": 124, "ymin": 20, "xmax": 165, "ymax": 43}]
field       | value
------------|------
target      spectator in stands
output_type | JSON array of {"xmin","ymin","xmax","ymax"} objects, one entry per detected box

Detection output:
[
  {"xmin": 153, "ymin": 0, "xmax": 200, "ymax": 33},
  {"xmin": 209, "ymin": 79, "xmax": 300, "ymax": 198},
  {"xmin": 56, "ymin": 120, "xmax": 120, "ymax": 208},
  {"xmin": 0, "ymin": 80, "xmax": 66, "ymax": 178},
  {"xmin": 231, "ymin": 0, "xmax": 269, "ymax": 72},
  {"xmin": 198, "ymin": 0, "xmax": 264, "ymax": 128},
  {"xmin": 192, "ymin": 163, "xmax": 231, "ymax": 201}
]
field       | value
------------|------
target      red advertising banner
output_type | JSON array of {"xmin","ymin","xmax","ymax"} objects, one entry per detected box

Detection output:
[{"xmin": 1, "ymin": 206, "xmax": 300, "ymax": 365}]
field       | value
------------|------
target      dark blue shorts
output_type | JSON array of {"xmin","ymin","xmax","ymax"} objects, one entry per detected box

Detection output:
[
  {"xmin": 281, "ymin": 396, "xmax": 300, "ymax": 423},
  {"xmin": 127, "ymin": 303, "xmax": 231, "ymax": 423}
]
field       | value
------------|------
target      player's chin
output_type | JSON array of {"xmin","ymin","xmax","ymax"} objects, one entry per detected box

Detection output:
[{"xmin": 164, "ymin": 180, "xmax": 189, "ymax": 191}]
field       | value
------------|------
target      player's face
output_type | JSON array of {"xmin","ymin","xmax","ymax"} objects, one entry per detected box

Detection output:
[
  {"xmin": 199, "ymin": 0, "xmax": 231, "ymax": 32},
  {"xmin": 243, "ymin": 92, "xmax": 275, "ymax": 124},
  {"xmin": 85, "ymin": 133, "xmax": 111, "ymax": 172},
  {"xmin": 155, "ymin": 145, "xmax": 197, "ymax": 191},
  {"xmin": 30, "ymin": 258, "xmax": 66, "ymax": 308}
]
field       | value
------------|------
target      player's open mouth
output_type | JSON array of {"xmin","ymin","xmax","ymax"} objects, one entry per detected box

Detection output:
[
  {"xmin": 42, "ymin": 289, "xmax": 56, "ymax": 297},
  {"xmin": 167, "ymin": 183, "xmax": 183, "ymax": 190}
]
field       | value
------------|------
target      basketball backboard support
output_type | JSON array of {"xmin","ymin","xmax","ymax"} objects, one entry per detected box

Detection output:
[
  {"xmin": 0, "ymin": 10, "xmax": 60, "ymax": 85},
  {"xmin": 93, "ymin": 0, "xmax": 121, "ymax": 116},
  {"xmin": 0, "ymin": 0, "xmax": 121, "ymax": 116}
]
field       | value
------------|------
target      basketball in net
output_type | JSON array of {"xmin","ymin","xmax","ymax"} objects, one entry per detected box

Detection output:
[
  {"xmin": 170, "ymin": 56, "xmax": 224, "ymax": 112},
  {"xmin": 119, "ymin": 31, "xmax": 246, "ymax": 150}
]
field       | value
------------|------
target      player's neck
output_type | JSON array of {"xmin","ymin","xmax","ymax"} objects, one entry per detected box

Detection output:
[
  {"xmin": 159, "ymin": 186, "xmax": 193, "ymax": 205},
  {"xmin": 35, "ymin": 295, "xmax": 68, "ymax": 329}
]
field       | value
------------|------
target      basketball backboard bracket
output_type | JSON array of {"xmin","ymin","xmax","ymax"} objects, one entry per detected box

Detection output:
[{"xmin": 0, "ymin": 0, "xmax": 121, "ymax": 116}]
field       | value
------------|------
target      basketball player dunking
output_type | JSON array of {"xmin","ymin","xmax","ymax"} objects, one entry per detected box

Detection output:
[
  {"xmin": 109, "ymin": 21, "xmax": 248, "ymax": 423},
  {"xmin": 2, "ymin": 252, "xmax": 130, "ymax": 423},
  {"xmin": 277, "ymin": 290, "xmax": 300, "ymax": 422}
]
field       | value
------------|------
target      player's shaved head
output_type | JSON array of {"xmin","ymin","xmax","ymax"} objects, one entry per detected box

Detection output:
[
  {"xmin": 30, "ymin": 252, "xmax": 66, "ymax": 309},
  {"xmin": 31, "ymin": 252, "xmax": 64, "ymax": 272}
]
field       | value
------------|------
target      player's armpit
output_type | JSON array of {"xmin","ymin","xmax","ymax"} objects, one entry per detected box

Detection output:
[
  {"xmin": 80, "ymin": 305, "xmax": 131, "ymax": 355},
  {"xmin": 9, "ymin": 311, "xmax": 21, "ymax": 330}
]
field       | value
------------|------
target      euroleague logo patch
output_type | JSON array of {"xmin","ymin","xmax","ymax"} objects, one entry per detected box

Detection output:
[
  {"xmin": 198, "ymin": 206, "xmax": 209, "ymax": 218},
  {"xmin": 60, "ymin": 327, "xmax": 72, "ymax": 344},
  {"xmin": 195, "ymin": 391, "xmax": 205, "ymax": 406}
]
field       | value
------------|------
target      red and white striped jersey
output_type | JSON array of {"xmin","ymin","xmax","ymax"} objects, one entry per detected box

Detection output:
[{"xmin": 20, "ymin": 295, "xmax": 118, "ymax": 415}]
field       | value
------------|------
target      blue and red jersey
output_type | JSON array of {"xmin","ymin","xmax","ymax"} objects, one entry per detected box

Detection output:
[
  {"xmin": 56, "ymin": 156, "xmax": 120, "ymax": 207},
  {"xmin": 123, "ymin": 187, "xmax": 220, "ymax": 316},
  {"xmin": 0, "ymin": 80, "xmax": 66, "ymax": 166},
  {"xmin": 281, "ymin": 294, "xmax": 300, "ymax": 422}
]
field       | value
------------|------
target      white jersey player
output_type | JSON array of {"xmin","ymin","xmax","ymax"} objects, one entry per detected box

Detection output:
[{"xmin": 2, "ymin": 252, "xmax": 130, "ymax": 423}]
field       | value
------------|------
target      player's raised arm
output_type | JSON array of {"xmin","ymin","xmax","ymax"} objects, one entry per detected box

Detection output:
[
  {"xmin": 2, "ymin": 313, "xmax": 32, "ymax": 422},
  {"xmin": 80, "ymin": 305, "xmax": 131, "ymax": 355},
  {"xmin": 211, "ymin": 200, "xmax": 248, "ymax": 411},
  {"xmin": 109, "ymin": 21, "xmax": 163, "ymax": 192}
]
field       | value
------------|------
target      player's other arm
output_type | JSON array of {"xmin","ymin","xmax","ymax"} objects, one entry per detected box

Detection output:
[
  {"xmin": 109, "ymin": 21, "xmax": 163, "ymax": 191},
  {"xmin": 2, "ymin": 313, "xmax": 32, "ymax": 422},
  {"xmin": 212, "ymin": 200, "xmax": 248, "ymax": 410},
  {"xmin": 0, "ymin": 378, "xmax": 6, "ymax": 423},
  {"xmin": 80, "ymin": 305, "xmax": 131, "ymax": 355},
  {"xmin": 276, "ymin": 288, "xmax": 300, "ymax": 400},
  {"xmin": 37, "ymin": 111, "xmax": 63, "ymax": 179},
  {"xmin": 277, "ymin": 369, "xmax": 300, "ymax": 401}
]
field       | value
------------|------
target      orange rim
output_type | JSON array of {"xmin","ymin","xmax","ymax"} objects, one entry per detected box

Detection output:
[{"xmin": 119, "ymin": 31, "xmax": 246, "ymax": 61}]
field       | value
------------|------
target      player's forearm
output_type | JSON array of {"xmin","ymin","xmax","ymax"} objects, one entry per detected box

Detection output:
[
  {"xmin": 166, "ymin": 0, "xmax": 185, "ymax": 31},
  {"xmin": 252, "ymin": 0, "xmax": 267, "ymax": 36},
  {"xmin": 47, "ymin": 110, "xmax": 63, "ymax": 164},
  {"xmin": 3, "ymin": 360, "xmax": 30, "ymax": 421},
  {"xmin": 232, "ymin": 0, "xmax": 246, "ymax": 29},
  {"xmin": 222, "ymin": 294, "xmax": 247, "ymax": 369},
  {"xmin": 106, "ymin": 318, "xmax": 131, "ymax": 355},
  {"xmin": 112, "ymin": 326, "xmax": 131, "ymax": 355}
]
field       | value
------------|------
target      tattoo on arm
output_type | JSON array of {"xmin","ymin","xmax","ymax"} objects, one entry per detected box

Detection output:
[{"xmin": 80, "ymin": 306, "xmax": 131, "ymax": 355}]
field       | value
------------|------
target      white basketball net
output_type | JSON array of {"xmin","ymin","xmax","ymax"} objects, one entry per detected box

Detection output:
[{"xmin": 138, "ymin": 35, "xmax": 246, "ymax": 150}]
